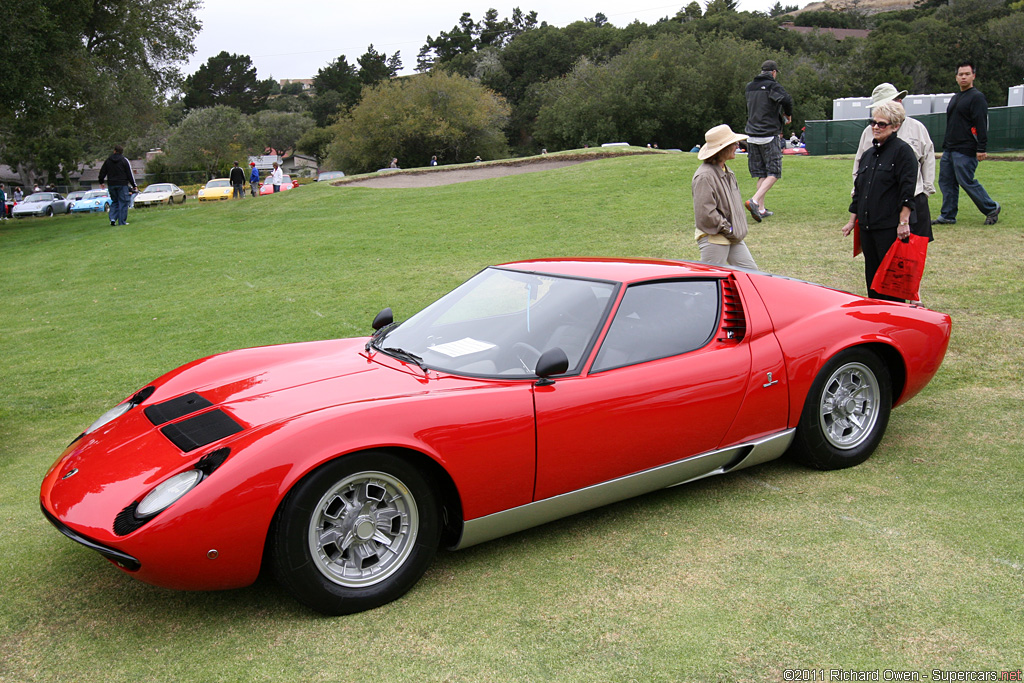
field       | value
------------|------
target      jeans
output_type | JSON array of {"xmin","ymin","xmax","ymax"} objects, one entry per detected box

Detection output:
[
  {"xmin": 232, "ymin": 182, "xmax": 244, "ymax": 199},
  {"xmin": 108, "ymin": 185, "xmax": 131, "ymax": 225},
  {"xmin": 938, "ymin": 150, "xmax": 998, "ymax": 221}
]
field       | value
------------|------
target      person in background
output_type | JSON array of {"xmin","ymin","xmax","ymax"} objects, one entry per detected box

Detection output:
[
  {"xmin": 269, "ymin": 162, "xmax": 283, "ymax": 193},
  {"xmin": 13, "ymin": 186, "xmax": 23, "ymax": 203},
  {"xmin": 691, "ymin": 124, "xmax": 758, "ymax": 270},
  {"xmin": 230, "ymin": 161, "xmax": 246, "ymax": 199},
  {"xmin": 933, "ymin": 61, "xmax": 1001, "ymax": 226},
  {"xmin": 429, "ymin": 156, "xmax": 438, "ymax": 166},
  {"xmin": 98, "ymin": 144, "xmax": 138, "ymax": 226},
  {"xmin": 249, "ymin": 162, "xmax": 260, "ymax": 196},
  {"xmin": 0, "ymin": 183, "xmax": 7, "ymax": 220},
  {"xmin": 389, "ymin": 158, "xmax": 399, "ymax": 169},
  {"xmin": 843, "ymin": 101, "xmax": 918, "ymax": 302},
  {"xmin": 743, "ymin": 59, "xmax": 793, "ymax": 222},
  {"xmin": 853, "ymin": 83, "xmax": 935, "ymax": 242}
]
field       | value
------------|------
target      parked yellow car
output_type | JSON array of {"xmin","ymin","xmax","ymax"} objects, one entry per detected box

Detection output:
[{"xmin": 197, "ymin": 179, "xmax": 233, "ymax": 202}]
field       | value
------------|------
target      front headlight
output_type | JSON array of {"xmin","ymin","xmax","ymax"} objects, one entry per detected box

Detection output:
[
  {"xmin": 136, "ymin": 470, "xmax": 203, "ymax": 517},
  {"xmin": 83, "ymin": 386, "xmax": 155, "ymax": 435},
  {"xmin": 85, "ymin": 402, "xmax": 134, "ymax": 434}
]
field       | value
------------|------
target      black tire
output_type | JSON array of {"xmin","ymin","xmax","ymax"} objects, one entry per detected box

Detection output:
[
  {"xmin": 790, "ymin": 347, "xmax": 892, "ymax": 470},
  {"xmin": 270, "ymin": 451, "xmax": 440, "ymax": 615},
  {"xmin": 45, "ymin": 207, "xmax": 53, "ymax": 217}
]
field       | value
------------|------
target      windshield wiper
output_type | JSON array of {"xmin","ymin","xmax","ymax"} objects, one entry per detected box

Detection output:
[
  {"xmin": 380, "ymin": 347, "xmax": 427, "ymax": 372},
  {"xmin": 365, "ymin": 321, "xmax": 400, "ymax": 352}
]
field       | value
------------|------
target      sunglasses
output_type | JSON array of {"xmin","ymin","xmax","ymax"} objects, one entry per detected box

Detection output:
[{"xmin": 868, "ymin": 120, "xmax": 892, "ymax": 129}]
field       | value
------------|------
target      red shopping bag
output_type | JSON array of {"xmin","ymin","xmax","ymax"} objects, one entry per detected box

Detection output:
[{"xmin": 870, "ymin": 234, "xmax": 928, "ymax": 301}]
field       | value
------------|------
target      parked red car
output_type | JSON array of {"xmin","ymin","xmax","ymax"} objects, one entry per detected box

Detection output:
[
  {"xmin": 259, "ymin": 174, "xmax": 298, "ymax": 195},
  {"xmin": 40, "ymin": 258, "xmax": 951, "ymax": 615}
]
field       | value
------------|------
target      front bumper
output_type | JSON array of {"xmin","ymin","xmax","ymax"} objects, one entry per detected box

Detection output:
[{"xmin": 41, "ymin": 503, "xmax": 141, "ymax": 571}]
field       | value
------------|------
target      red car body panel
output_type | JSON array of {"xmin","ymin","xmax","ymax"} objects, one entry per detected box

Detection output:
[{"xmin": 40, "ymin": 258, "xmax": 951, "ymax": 593}]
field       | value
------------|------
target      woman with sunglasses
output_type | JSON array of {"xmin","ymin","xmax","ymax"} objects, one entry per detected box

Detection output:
[{"xmin": 842, "ymin": 100, "xmax": 918, "ymax": 301}]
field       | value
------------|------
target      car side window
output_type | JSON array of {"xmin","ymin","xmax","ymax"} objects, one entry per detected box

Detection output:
[{"xmin": 591, "ymin": 280, "xmax": 720, "ymax": 372}]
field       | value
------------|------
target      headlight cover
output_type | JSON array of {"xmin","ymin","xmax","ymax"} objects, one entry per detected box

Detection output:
[
  {"xmin": 136, "ymin": 470, "xmax": 203, "ymax": 517},
  {"xmin": 83, "ymin": 386, "xmax": 155, "ymax": 436}
]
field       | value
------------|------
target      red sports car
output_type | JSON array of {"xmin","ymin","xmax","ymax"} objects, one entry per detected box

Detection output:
[
  {"xmin": 258, "ymin": 174, "xmax": 297, "ymax": 195},
  {"xmin": 40, "ymin": 259, "xmax": 951, "ymax": 615}
]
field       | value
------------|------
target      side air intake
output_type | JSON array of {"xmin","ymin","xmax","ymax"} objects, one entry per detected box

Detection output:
[{"xmin": 718, "ymin": 278, "xmax": 747, "ymax": 343}]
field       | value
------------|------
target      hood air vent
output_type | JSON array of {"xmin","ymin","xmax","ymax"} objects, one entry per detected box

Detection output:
[
  {"xmin": 145, "ymin": 392, "xmax": 213, "ymax": 425},
  {"xmin": 160, "ymin": 410, "xmax": 243, "ymax": 452}
]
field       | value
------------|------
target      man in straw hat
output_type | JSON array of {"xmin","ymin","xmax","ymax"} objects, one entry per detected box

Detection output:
[
  {"xmin": 691, "ymin": 124, "xmax": 758, "ymax": 270},
  {"xmin": 743, "ymin": 59, "xmax": 793, "ymax": 223},
  {"xmin": 852, "ymin": 83, "xmax": 935, "ymax": 241}
]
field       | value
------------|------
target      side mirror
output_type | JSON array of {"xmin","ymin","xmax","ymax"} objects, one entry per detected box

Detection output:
[
  {"xmin": 372, "ymin": 307, "xmax": 393, "ymax": 331},
  {"xmin": 535, "ymin": 347, "xmax": 569, "ymax": 385}
]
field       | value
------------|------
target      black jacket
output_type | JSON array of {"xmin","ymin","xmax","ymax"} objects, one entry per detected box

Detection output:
[
  {"xmin": 98, "ymin": 153, "xmax": 136, "ymax": 188},
  {"xmin": 943, "ymin": 87, "xmax": 988, "ymax": 155},
  {"xmin": 744, "ymin": 73, "xmax": 794, "ymax": 137},
  {"xmin": 850, "ymin": 134, "xmax": 918, "ymax": 231},
  {"xmin": 230, "ymin": 166, "xmax": 246, "ymax": 184}
]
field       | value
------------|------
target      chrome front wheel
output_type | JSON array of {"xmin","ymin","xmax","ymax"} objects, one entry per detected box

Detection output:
[{"xmin": 818, "ymin": 361, "xmax": 881, "ymax": 450}]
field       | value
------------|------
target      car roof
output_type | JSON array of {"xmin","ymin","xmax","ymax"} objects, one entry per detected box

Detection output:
[{"xmin": 496, "ymin": 258, "xmax": 733, "ymax": 284}]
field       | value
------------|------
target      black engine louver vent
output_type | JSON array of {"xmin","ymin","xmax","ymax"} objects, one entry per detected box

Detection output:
[
  {"xmin": 718, "ymin": 278, "xmax": 747, "ymax": 343},
  {"xmin": 160, "ymin": 410, "xmax": 244, "ymax": 452},
  {"xmin": 145, "ymin": 392, "xmax": 213, "ymax": 425}
]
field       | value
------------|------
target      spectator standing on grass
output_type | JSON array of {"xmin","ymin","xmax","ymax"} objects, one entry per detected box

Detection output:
[
  {"xmin": 249, "ymin": 162, "xmax": 260, "ymax": 196},
  {"xmin": 842, "ymin": 101, "xmax": 918, "ymax": 302},
  {"xmin": 933, "ymin": 61, "xmax": 1001, "ymax": 226},
  {"xmin": 743, "ymin": 59, "xmax": 793, "ymax": 222},
  {"xmin": 853, "ymin": 83, "xmax": 935, "ymax": 242},
  {"xmin": 230, "ymin": 161, "xmax": 246, "ymax": 199},
  {"xmin": 691, "ymin": 124, "xmax": 758, "ymax": 270},
  {"xmin": 269, "ymin": 162, "xmax": 283, "ymax": 193},
  {"xmin": 98, "ymin": 144, "xmax": 137, "ymax": 226},
  {"xmin": 14, "ymin": 186, "xmax": 23, "ymax": 202},
  {"xmin": 1, "ymin": 183, "xmax": 7, "ymax": 220}
]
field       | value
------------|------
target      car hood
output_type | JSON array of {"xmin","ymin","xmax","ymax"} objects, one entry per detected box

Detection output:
[
  {"xmin": 41, "ymin": 338, "xmax": 483, "ymax": 536},
  {"xmin": 139, "ymin": 192, "xmax": 170, "ymax": 200}
]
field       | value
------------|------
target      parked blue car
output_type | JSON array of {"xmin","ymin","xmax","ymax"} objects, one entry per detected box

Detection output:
[{"xmin": 70, "ymin": 190, "xmax": 111, "ymax": 213}]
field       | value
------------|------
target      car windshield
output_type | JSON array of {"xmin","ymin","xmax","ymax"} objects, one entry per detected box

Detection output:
[
  {"xmin": 84, "ymin": 191, "xmax": 107, "ymax": 199},
  {"xmin": 23, "ymin": 194, "xmax": 49, "ymax": 203},
  {"xmin": 206, "ymin": 180, "xmax": 230, "ymax": 188},
  {"xmin": 142, "ymin": 184, "xmax": 173, "ymax": 193},
  {"xmin": 376, "ymin": 267, "xmax": 616, "ymax": 378}
]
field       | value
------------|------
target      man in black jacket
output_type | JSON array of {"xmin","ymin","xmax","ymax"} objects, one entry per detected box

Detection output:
[
  {"xmin": 743, "ymin": 60, "xmax": 793, "ymax": 223},
  {"xmin": 98, "ymin": 145, "xmax": 138, "ymax": 226},
  {"xmin": 934, "ymin": 61, "xmax": 1000, "ymax": 226},
  {"xmin": 230, "ymin": 161, "xmax": 246, "ymax": 200}
]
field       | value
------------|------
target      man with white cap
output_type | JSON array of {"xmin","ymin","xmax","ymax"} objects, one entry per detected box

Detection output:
[
  {"xmin": 691, "ymin": 124, "xmax": 758, "ymax": 270},
  {"xmin": 852, "ymin": 82, "xmax": 935, "ymax": 241}
]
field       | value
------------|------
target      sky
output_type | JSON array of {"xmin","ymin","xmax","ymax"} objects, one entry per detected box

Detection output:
[{"xmin": 184, "ymin": 0, "xmax": 790, "ymax": 82}]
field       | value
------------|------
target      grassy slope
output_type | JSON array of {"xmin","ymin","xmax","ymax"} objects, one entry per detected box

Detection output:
[{"xmin": 1, "ymin": 153, "xmax": 1021, "ymax": 682}]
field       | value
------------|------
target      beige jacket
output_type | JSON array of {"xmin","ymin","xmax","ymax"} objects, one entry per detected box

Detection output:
[
  {"xmin": 692, "ymin": 162, "xmax": 749, "ymax": 245},
  {"xmin": 853, "ymin": 115, "xmax": 935, "ymax": 197}
]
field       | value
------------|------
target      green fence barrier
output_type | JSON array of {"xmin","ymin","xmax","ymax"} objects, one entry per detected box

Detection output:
[{"xmin": 806, "ymin": 105, "xmax": 1024, "ymax": 155}]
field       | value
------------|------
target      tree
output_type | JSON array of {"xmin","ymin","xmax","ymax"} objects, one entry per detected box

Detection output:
[
  {"xmin": 310, "ymin": 55, "xmax": 363, "ymax": 126},
  {"xmin": 297, "ymin": 126, "xmax": 338, "ymax": 165},
  {"xmin": 252, "ymin": 111, "xmax": 315, "ymax": 155},
  {"xmin": 165, "ymin": 106, "xmax": 260, "ymax": 179},
  {"xmin": 0, "ymin": 0, "xmax": 200, "ymax": 185},
  {"xmin": 183, "ymin": 51, "xmax": 274, "ymax": 114},
  {"xmin": 326, "ymin": 71, "xmax": 510, "ymax": 173},
  {"xmin": 358, "ymin": 45, "xmax": 402, "ymax": 87}
]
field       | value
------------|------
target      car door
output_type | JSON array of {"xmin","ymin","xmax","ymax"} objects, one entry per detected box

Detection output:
[{"xmin": 531, "ymin": 278, "xmax": 772, "ymax": 501}]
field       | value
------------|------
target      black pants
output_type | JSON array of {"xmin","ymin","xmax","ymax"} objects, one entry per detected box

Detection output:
[{"xmin": 861, "ymin": 226, "xmax": 903, "ymax": 302}]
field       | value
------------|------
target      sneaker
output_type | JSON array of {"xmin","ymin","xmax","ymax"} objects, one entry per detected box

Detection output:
[
  {"xmin": 745, "ymin": 199, "xmax": 762, "ymax": 223},
  {"xmin": 110, "ymin": 220, "xmax": 115, "ymax": 226},
  {"xmin": 984, "ymin": 204, "xmax": 1001, "ymax": 225},
  {"xmin": 931, "ymin": 217, "xmax": 955, "ymax": 225},
  {"xmin": 760, "ymin": 208, "xmax": 774, "ymax": 217}
]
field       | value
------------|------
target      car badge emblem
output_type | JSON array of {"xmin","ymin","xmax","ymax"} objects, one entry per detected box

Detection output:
[{"xmin": 62, "ymin": 468, "xmax": 79, "ymax": 480}]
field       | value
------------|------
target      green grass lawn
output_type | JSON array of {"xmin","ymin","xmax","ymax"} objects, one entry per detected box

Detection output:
[{"xmin": 2, "ymin": 152, "xmax": 1021, "ymax": 682}]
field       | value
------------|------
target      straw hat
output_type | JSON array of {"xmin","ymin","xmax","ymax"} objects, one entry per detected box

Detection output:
[
  {"xmin": 698, "ymin": 124, "xmax": 747, "ymax": 160},
  {"xmin": 870, "ymin": 82, "xmax": 908, "ymax": 108}
]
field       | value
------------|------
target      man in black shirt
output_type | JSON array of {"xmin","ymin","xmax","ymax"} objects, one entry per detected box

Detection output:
[
  {"xmin": 934, "ymin": 61, "xmax": 1000, "ymax": 226},
  {"xmin": 98, "ymin": 144, "xmax": 138, "ymax": 226},
  {"xmin": 230, "ymin": 162, "xmax": 246, "ymax": 200}
]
